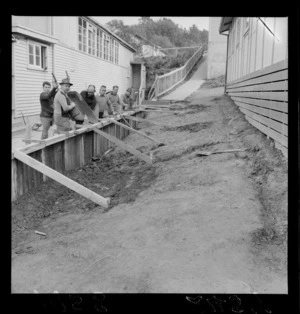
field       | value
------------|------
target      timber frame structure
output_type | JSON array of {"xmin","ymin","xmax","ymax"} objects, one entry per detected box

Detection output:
[{"xmin": 12, "ymin": 110, "xmax": 153, "ymax": 204}]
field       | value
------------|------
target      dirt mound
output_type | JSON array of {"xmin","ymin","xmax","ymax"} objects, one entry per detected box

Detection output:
[
  {"xmin": 12, "ymin": 150, "xmax": 159, "ymax": 249},
  {"xmin": 163, "ymin": 121, "xmax": 213, "ymax": 133}
]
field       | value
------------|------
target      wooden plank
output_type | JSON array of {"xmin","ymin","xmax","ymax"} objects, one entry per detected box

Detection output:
[
  {"xmin": 16, "ymin": 158, "xmax": 24, "ymax": 197},
  {"xmin": 226, "ymin": 80, "xmax": 288, "ymax": 92},
  {"xmin": 240, "ymin": 107, "xmax": 288, "ymax": 136},
  {"xmin": 84, "ymin": 131, "xmax": 94, "ymax": 163},
  {"xmin": 228, "ymin": 91, "xmax": 287, "ymax": 102},
  {"xmin": 29, "ymin": 150, "xmax": 43, "ymax": 187},
  {"xmin": 245, "ymin": 115, "xmax": 287, "ymax": 147},
  {"xmin": 125, "ymin": 115, "xmax": 168, "ymax": 126},
  {"xmin": 109, "ymin": 119, "xmax": 164, "ymax": 144},
  {"xmin": 64, "ymin": 137, "xmax": 76, "ymax": 171},
  {"xmin": 67, "ymin": 91, "xmax": 98, "ymax": 124},
  {"xmin": 226, "ymin": 59, "xmax": 288, "ymax": 86},
  {"xmin": 11, "ymin": 159, "xmax": 18, "ymax": 201},
  {"xmin": 92, "ymin": 127, "xmax": 152, "ymax": 164},
  {"xmin": 230, "ymin": 96, "xmax": 288, "ymax": 113},
  {"xmin": 234, "ymin": 100, "xmax": 288, "ymax": 124},
  {"xmin": 14, "ymin": 150, "xmax": 110, "ymax": 208},
  {"xmin": 226, "ymin": 69, "xmax": 288, "ymax": 89}
]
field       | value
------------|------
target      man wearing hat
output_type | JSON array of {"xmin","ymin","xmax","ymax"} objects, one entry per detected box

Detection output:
[
  {"xmin": 121, "ymin": 87, "xmax": 135, "ymax": 110},
  {"xmin": 53, "ymin": 78, "xmax": 84, "ymax": 133},
  {"xmin": 39, "ymin": 80, "xmax": 58, "ymax": 139}
]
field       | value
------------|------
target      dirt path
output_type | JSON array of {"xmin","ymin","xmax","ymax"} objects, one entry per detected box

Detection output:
[{"xmin": 11, "ymin": 88, "xmax": 287, "ymax": 293}]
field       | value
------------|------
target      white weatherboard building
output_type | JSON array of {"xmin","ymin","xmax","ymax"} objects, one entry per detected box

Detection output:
[
  {"xmin": 12, "ymin": 16, "xmax": 145, "ymax": 128},
  {"xmin": 220, "ymin": 17, "xmax": 288, "ymax": 157}
]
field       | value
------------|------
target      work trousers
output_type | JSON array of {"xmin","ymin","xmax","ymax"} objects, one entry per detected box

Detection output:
[{"xmin": 40, "ymin": 116, "xmax": 53, "ymax": 139}]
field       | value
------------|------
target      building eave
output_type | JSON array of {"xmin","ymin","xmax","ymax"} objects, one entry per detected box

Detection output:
[
  {"xmin": 219, "ymin": 17, "xmax": 234, "ymax": 34},
  {"xmin": 12, "ymin": 25, "xmax": 59, "ymax": 44}
]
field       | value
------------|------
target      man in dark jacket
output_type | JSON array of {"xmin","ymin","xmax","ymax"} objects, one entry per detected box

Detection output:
[
  {"xmin": 40, "ymin": 81, "xmax": 58, "ymax": 139},
  {"xmin": 80, "ymin": 85, "xmax": 99, "ymax": 117}
]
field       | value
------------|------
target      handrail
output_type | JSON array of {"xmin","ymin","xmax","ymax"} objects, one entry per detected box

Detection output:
[{"xmin": 149, "ymin": 45, "xmax": 203, "ymax": 100}]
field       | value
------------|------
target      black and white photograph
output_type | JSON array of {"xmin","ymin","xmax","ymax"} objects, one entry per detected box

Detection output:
[{"xmin": 11, "ymin": 16, "xmax": 288, "ymax": 296}]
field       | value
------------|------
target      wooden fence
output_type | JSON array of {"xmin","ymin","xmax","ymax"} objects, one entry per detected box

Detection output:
[
  {"xmin": 148, "ymin": 46, "xmax": 204, "ymax": 100},
  {"xmin": 11, "ymin": 111, "xmax": 144, "ymax": 202},
  {"xmin": 226, "ymin": 59, "xmax": 288, "ymax": 157}
]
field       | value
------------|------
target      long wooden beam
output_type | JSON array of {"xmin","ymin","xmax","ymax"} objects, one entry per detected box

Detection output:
[
  {"xmin": 123, "ymin": 115, "xmax": 168, "ymax": 127},
  {"xmin": 109, "ymin": 118, "xmax": 163, "ymax": 145},
  {"xmin": 92, "ymin": 128, "xmax": 152, "ymax": 164},
  {"xmin": 13, "ymin": 150, "xmax": 110, "ymax": 208}
]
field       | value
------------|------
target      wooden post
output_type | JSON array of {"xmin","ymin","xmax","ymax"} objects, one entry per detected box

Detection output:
[
  {"xmin": 92, "ymin": 127, "xmax": 152, "ymax": 164},
  {"xmin": 109, "ymin": 119, "xmax": 163, "ymax": 145},
  {"xmin": 24, "ymin": 124, "xmax": 32, "ymax": 144},
  {"xmin": 14, "ymin": 150, "xmax": 110, "ymax": 208}
]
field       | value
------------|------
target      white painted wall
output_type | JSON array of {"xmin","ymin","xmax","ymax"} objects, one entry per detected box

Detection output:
[
  {"xmin": 12, "ymin": 16, "xmax": 51, "ymax": 35},
  {"xmin": 14, "ymin": 36, "xmax": 53, "ymax": 120},
  {"xmin": 227, "ymin": 17, "xmax": 287, "ymax": 83},
  {"xmin": 54, "ymin": 43, "xmax": 133, "ymax": 95},
  {"xmin": 207, "ymin": 17, "xmax": 227, "ymax": 79}
]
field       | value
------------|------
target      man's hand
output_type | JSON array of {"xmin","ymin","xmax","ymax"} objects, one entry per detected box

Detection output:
[
  {"xmin": 70, "ymin": 102, "xmax": 76, "ymax": 109},
  {"xmin": 53, "ymin": 81, "xmax": 58, "ymax": 89}
]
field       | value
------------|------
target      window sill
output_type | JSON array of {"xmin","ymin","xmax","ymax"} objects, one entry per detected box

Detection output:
[{"xmin": 27, "ymin": 66, "xmax": 48, "ymax": 72}]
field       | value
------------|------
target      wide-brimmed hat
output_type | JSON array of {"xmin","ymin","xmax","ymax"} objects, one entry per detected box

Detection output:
[{"xmin": 59, "ymin": 78, "xmax": 73, "ymax": 86}]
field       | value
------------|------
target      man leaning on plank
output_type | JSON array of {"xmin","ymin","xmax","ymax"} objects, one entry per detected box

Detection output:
[
  {"xmin": 80, "ymin": 85, "xmax": 99, "ymax": 119},
  {"xmin": 53, "ymin": 78, "xmax": 84, "ymax": 134}
]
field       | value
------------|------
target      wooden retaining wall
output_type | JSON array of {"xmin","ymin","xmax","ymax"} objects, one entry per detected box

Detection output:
[
  {"xmin": 226, "ymin": 59, "xmax": 288, "ymax": 157},
  {"xmin": 11, "ymin": 112, "xmax": 143, "ymax": 202}
]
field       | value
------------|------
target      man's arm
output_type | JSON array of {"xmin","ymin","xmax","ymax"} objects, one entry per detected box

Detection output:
[
  {"xmin": 57, "ymin": 92, "xmax": 75, "ymax": 112},
  {"xmin": 106, "ymin": 97, "xmax": 113, "ymax": 114}
]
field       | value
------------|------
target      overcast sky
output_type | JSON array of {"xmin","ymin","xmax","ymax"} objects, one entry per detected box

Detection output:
[{"xmin": 92, "ymin": 16, "xmax": 209, "ymax": 31}]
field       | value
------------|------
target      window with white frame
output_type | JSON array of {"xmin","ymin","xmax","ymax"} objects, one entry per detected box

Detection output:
[
  {"xmin": 115, "ymin": 42, "xmax": 119, "ymax": 64},
  {"xmin": 28, "ymin": 42, "xmax": 48, "ymax": 70},
  {"xmin": 103, "ymin": 34, "xmax": 110, "ymax": 60},
  {"xmin": 78, "ymin": 17, "xmax": 87, "ymax": 52},
  {"xmin": 88, "ymin": 24, "xmax": 96, "ymax": 55},
  {"xmin": 78, "ymin": 17, "xmax": 120, "ymax": 64},
  {"xmin": 97, "ymin": 29, "xmax": 103, "ymax": 58},
  {"xmin": 110, "ymin": 39, "xmax": 114, "ymax": 62}
]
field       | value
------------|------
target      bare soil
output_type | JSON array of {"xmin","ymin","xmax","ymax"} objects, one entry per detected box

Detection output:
[{"xmin": 11, "ymin": 88, "xmax": 287, "ymax": 293}]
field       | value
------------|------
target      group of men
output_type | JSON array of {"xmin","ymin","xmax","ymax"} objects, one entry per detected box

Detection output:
[{"xmin": 39, "ymin": 77, "xmax": 136, "ymax": 139}]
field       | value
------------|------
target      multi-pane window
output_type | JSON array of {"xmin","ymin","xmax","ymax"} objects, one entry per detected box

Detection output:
[
  {"xmin": 78, "ymin": 17, "xmax": 120, "ymax": 64},
  {"xmin": 103, "ymin": 34, "xmax": 110, "ymax": 60},
  {"xmin": 28, "ymin": 42, "xmax": 47, "ymax": 70},
  {"xmin": 97, "ymin": 29, "xmax": 103, "ymax": 58},
  {"xmin": 114, "ymin": 41, "xmax": 119, "ymax": 64},
  {"xmin": 78, "ymin": 17, "xmax": 87, "ymax": 52},
  {"xmin": 110, "ymin": 39, "xmax": 114, "ymax": 62},
  {"xmin": 88, "ymin": 24, "xmax": 96, "ymax": 55}
]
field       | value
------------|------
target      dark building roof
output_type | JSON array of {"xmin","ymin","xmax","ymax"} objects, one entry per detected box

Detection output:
[{"xmin": 219, "ymin": 17, "xmax": 234, "ymax": 33}]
